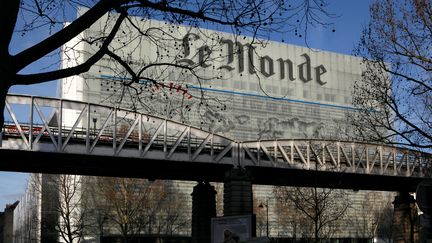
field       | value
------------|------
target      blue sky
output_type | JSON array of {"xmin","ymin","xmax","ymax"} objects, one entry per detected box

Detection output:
[{"xmin": 0, "ymin": 0, "xmax": 372, "ymax": 210}]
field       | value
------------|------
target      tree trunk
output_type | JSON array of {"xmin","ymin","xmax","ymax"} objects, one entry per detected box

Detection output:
[{"xmin": 313, "ymin": 187, "xmax": 319, "ymax": 242}]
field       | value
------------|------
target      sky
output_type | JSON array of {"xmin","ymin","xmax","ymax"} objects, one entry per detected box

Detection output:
[{"xmin": 0, "ymin": 0, "xmax": 373, "ymax": 210}]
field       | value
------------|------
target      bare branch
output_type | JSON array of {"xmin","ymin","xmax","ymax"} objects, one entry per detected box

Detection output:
[
  {"xmin": 13, "ymin": 0, "xmax": 122, "ymax": 72},
  {"xmin": 14, "ymin": 12, "xmax": 127, "ymax": 85}
]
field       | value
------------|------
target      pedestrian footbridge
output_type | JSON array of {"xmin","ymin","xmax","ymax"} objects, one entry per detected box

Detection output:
[{"xmin": 1, "ymin": 94, "xmax": 431, "ymax": 191}]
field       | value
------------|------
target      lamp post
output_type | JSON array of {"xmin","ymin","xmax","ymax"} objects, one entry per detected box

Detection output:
[
  {"xmin": 258, "ymin": 199, "xmax": 269, "ymax": 237},
  {"xmin": 92, "ymin": 117, "xmax": 97, "ymax": 137}
]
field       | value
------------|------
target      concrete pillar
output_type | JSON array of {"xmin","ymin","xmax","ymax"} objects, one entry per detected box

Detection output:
[
  {"xmin": 419, "ymin": 214, "xmax": 432, "ymax": 243},
  {"xmin": 223, "ymin": 167, "xmax": 253, "ymax": 216},
  {"xmin": 416, "ymin": 179, "xmax": 432, "ymax": 242},
  {"xmin": 393, "ymin": 191, "xmax": 419, "ymax": 243},
  {"xmin": 191, "ymin": 181, "xmax": 216, "ymax": 243}
]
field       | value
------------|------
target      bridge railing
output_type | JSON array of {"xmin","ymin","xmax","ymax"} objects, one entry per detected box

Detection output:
[
  {"xmin": 239, "ymin": 140, "xmax": 432, "ymax": 177},
  {"xmin": 2, "ymin": 94, "xmax": 432, "ymax": 178},
  {"xmin": 1, "ymin": 94, "xmax": 237, "ymax": 165}
]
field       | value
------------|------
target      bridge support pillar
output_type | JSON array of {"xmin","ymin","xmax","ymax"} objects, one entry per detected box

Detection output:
[
  {"xmin": 223, "ymin": 167, "xmax": 253, "ymax": 216},
  {"xmin": 416, "ymin": 179, "xmax": 432, "ymax": 242},
  {"xmin": 191, "ymin": 181, "xmax": 216, "ymax": 243},
  {"xmin": 393, "ymin": 191, "xmax": 418, "ymax": 243}
]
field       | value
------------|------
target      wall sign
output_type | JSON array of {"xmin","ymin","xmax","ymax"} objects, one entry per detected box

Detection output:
[{"xmin": 179, "ymin": 33, "xmax": 327, "ymax": 85}]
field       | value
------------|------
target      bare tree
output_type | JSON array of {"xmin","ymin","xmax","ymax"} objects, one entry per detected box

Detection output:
[
  {"xmin": 31, "ymin": 174, "xmax": 87, "ymax": 243},
  {"xmin": 355, "ymin": 192, "xmax": 381, "ymax": 240},
  {"xmin": 89, "ymin": 177, "xmax": 174, "ymax": 242},
  {"xmin": 375, "ymin": 200, "xmax": 395, "ymax": 243},
  {"xmin": 154, "ymin": 185, "xmax": 191, "ymax": 236},
  {"xmin": 253, "ymin": 192, "xmax": 267, "ymax": 237},
  {"xmin": 352, "ymin": 0, "xmax": 432, "ymax": 149},
  {"xmin": 273, "ymin": 193, "xmax": 309, "ymax": 239},
  {"xmin": 274, "ymin": 186, "xmax": 350, "ymax": 241},
  {"xmin": 0, "ymin": 0, "xmax": 336, "ymax": 128},
  {"xmin": 351, "ymin": 191, "xmax": 395, "ymax": 241},
  {"xmin": 56, "ymin": 175, "xmax": 87, "ymax": 243},
  {"xmin": 29, "ymin": 175, "xmax": 189, "ymax": 242}
]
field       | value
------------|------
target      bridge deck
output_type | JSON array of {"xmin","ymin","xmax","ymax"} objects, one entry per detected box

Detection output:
[{"xmin": 1, "ymin": 94, "xmax": 431, "ymax": 191}]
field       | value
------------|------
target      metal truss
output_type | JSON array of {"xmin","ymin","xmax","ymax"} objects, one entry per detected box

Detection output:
[
  {"xmin": 239, "ymin": 140, "xmax": 432, "ymax": 177},
  {"xmin": 1, "ymin": 94, "xmax": 431, "ymax": 178}
]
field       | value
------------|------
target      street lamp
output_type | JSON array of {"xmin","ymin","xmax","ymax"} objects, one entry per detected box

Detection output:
[
  {"xmin": 258, "ymin": 199, "xmax": 269, "ymax": 237},
  {"xmin": 92, "ymin": 117, "xmax": 97, "ymax": 137}
]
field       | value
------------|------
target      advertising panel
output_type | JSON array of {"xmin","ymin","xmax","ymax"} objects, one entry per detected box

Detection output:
[{"xmin": 211, "ymin": 215, "xmax": 252, "ymax": 243}]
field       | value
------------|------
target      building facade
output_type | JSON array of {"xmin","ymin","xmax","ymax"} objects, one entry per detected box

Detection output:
[
  {"xmin": 61, "ymin": 8, "xmax": 361, "ymax": 142},
  {"xmin": 0, "ymin": 201, "xmax": 19, "ymax": 243},
  {"xmin": 12, "ymin": 174, "xmax": 41, "ymax": 243}
]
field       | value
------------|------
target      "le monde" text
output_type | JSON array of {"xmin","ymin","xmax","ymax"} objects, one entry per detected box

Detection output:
[{"xmin": 178, "ymin": 33, "xmax": 327, "ymax": 85}]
